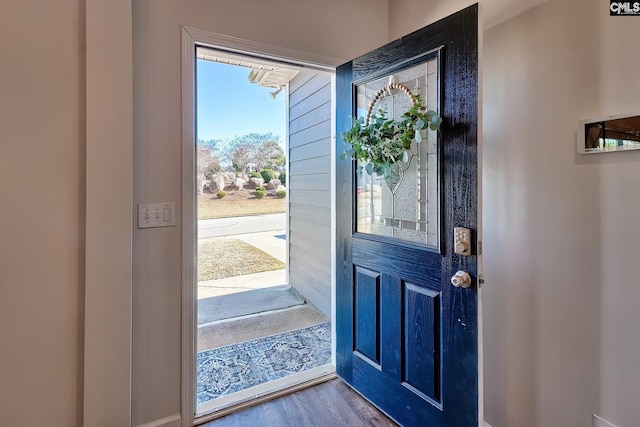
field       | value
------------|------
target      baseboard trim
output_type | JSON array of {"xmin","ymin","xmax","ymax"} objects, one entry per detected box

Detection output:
[{"xmin": 136, "ymin": 414, "xmax": 181, "ymax": 427}]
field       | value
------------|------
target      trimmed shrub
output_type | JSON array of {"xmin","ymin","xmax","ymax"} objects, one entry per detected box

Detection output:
[
  {"xmin": 216, "ymin": 191, "xmax": 226, "ymax": 198},
  {"xmin": 260, "ymin": 168, "xmax": 275, "ymax": 183},
  {"xmin": 255, "ymin": 186, "xmax": 265, "ymax": 192},
  {"xmin": 249, "ymin": 171, "xmax": 261, "ymax": 179},
  {"xmin": 276, "ymin": 190, "xmax": 286, "ymax": 198},
  {"xmin": 278, "ymin": 170, "xmax": 286, "ymax": 185},
  {"xmin": 255, "ymin": 189, "xmax": 266, "ymax": 199}
]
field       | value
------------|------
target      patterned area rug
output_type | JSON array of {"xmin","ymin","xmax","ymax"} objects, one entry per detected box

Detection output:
[{"xmin": 197, "ymin": 322, "xmax": 331, "ymax": 404}]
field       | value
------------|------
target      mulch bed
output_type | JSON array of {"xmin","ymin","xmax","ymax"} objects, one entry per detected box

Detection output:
[{"xmin": 198, "ymin": 186, "xmax": 285, "ymax": 219}]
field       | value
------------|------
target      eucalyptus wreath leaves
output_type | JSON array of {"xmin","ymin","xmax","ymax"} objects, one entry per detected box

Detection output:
[{"xmin": 341, "ymin": 86, "xmax": 442, "ymax": 179}]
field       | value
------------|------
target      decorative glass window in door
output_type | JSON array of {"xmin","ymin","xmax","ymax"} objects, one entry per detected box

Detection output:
[{"xmin": 355, "ymin": 57, "xmax": 440, "ymax": 248}]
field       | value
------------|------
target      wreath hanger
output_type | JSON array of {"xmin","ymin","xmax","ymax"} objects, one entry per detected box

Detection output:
[{"xmin": 365, "ymin": 83, "xmax": 418, "ymax": 127}]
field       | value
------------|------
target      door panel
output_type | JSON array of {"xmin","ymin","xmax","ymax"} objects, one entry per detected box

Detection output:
[
  {"xmin": 354, "ymin": 267, "xmax": 381, "ymax": 366},
  {"xmin": 336, "ymin": 5, "xmax": 479, "ymax": 427},
  {"xmin": 404, "ymin": 282, "xmax": 440, "ymax": 401}
]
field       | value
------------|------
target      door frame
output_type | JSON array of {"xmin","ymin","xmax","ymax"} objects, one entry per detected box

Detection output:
[
  {"xmin": 84, "ymin": 3, "xmax": 134, "ymax": 427},
  {"xmin": 180, "ymin": 27, "xmax": 339, "ymax": 426}
]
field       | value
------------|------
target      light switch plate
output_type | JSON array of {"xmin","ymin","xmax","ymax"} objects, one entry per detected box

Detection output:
[{"xmin": 138, "ymin": 203, "xmax": 176, "ymax": 229}]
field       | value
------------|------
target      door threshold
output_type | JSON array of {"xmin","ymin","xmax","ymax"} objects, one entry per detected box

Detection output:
[
  {"xmin": 197, "ymin": 302, "xmax": 308, "ymax": 328},
  {"xmin": 194, "ymin": 364, "xmax": 336, "ymax": 425}
]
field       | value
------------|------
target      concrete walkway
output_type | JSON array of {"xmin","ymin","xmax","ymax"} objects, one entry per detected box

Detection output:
[
  {"xmin": 233, "ymin": 230, "xmax": 286, "ymax": 263},
  {"xmin": 198, "ymin": 285, "xmax": 303, "ymax": 326},
  {"xmin": 197, "ymin": 215, "xmax": 291, "ymax": 322},
  {"xmin": 198, "ymin": 269, "xmax": 286, "ymax": 299}
]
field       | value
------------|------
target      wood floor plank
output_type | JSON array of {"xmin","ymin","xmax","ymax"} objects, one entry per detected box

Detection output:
[
  {"xmin": 313, "ymin": 378, "xmax": 369, "ymax": 425},
  {"xmin": 202, "ymin": 379, "xmax": 398, "ymax": 427},
  {"xmin": 336, "ymin": 380, "xmax": 398, "ymax": 426},
  {"xmin": 277, "ymin": 393, "xmax": 317, "ymax": 425},
  {"xmin": 258, "ymin": 398, "xmax": 284, "ymax": 427},
  {"xmin": 309, "ymin": 383, "xmax": 349, "ymax": 425}
]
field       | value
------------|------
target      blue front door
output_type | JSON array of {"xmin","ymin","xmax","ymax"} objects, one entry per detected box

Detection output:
[{"xmin": 336, "ymin": 5, "xmax": 480, "ymax": 426}]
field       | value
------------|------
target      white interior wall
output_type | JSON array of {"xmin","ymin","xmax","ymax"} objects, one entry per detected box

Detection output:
[
  {"xmin": 6, "ymin": 1, "xmax": 638, "ymax": 426},
  {"xmin": 131, "ymin": 1, "xmax": 388, "ymax": 425},
  {"xmin": 388, "ymin": 0, "xmax": 550, "ymax": 36},
  {"xmin": 580, "ymin": 5, "xmax": 640, "ymax": 425},
  {"xmin": 391, "ymin": 1, "xmax": 640, "ymax": 426},
  {"xmin": 0, "ymin": 1, "xmax": 84, "ymax": 425}
]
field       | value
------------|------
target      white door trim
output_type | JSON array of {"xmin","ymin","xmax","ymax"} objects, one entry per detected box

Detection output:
[
  {"xmin": 180, "ymin": 26, "xmax": 338, "ymax": 427},
  {"xmin": 181, "ymin": 26, "xmax": 197, "ymax": 427},
  {"xmin": 85, "ymin": 1, "xmax": 133, "ymax": 426},
  {"xmin": 182, "ymin": 26, "xmax": 343, "ymax": 72},
  {"xmin": 477, "ymin": 6, "xmax": 485, "ymax": 427}
]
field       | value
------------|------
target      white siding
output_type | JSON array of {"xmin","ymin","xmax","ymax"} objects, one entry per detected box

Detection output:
[{"xmin": 288, "ymin": 72, "xmax": 332, "ymax": 316}]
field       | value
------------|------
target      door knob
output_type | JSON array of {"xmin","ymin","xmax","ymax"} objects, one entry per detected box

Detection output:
[{"xmin": 451, "ymin": 271, "xmax": 472, "ymax": 288}]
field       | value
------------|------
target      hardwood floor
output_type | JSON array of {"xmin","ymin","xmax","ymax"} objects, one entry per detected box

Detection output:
[{"xmin": 201, "ymin": 379, "xmax": 398, "ymax": 427}]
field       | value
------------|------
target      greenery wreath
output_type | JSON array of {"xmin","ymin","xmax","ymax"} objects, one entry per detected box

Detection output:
[{"xmin": 341, "ymin": 83, "xmax": 442, "ymax": 178}]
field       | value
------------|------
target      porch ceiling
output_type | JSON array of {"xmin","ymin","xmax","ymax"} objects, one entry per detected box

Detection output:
[{"xmin": 197, "ymin": 47, "xmax": 299, "ymax": 89}]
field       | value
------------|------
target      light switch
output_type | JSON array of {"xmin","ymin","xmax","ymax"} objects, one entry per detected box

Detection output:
[{"xmin": 138, "ymin": 203, "xmax": 176, "ymax": 228}]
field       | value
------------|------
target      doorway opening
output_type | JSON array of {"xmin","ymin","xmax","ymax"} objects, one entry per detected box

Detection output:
[{"xmin": 193, "ymin": 46, "xmax": 335, "ymax": 418}]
